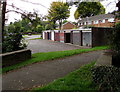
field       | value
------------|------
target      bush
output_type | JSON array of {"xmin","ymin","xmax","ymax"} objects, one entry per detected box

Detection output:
[
  {"xmin": 110, "ymin": 23, "xmax": 120, "ymax": 53},
  {"xmin": 91, "ymin": 66, "xmax": 120, "ymax": 92},
  {"xmin": 2, "ymin": 23, "xmax": 27, "ymax": 53},
  {"xmin": 110, "ymin": 23, "xmax": 120, "ymax": 67}
]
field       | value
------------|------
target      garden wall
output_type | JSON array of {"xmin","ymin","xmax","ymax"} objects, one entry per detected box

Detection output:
[{"xmin": 1, "ymin": 49, "xmax": 31, "ymax": 67}]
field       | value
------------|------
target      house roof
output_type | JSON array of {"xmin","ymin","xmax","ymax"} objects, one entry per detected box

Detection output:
[
  {"xmin": 78, "ymin": 14, "xmax": 115, "ymax": 23},
  {"xmin": 62, "ymin": 22, "xmax": 75, "ymax": 26}
]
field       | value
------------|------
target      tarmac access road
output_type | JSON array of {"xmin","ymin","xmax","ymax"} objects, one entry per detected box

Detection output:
[
  {"xmin": 2, "ymin": 50, "xmax": 103, "ymax": 90},
  {"xmin": 27, "ymin": 39, "xmax": 88, "ymax": 53}
]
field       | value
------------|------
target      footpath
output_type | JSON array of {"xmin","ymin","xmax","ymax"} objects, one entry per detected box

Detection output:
[{"xmin": 2, "ymin": 50, "xmax": 103, "ymax": 90}]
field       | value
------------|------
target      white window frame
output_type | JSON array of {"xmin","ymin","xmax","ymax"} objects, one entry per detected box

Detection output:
[
  {"xmin": 94, "ymin": 20, "xmax": 98, "ymax": 24},
  {"xmin": 88, "ymin": 21, "xmax": 92, "ymax": 25},
  {"xmin": 108, "ymin": 18, "xmax": 114, "ymax": 22},
  {"xmin": 84, "ymin": 22, "xmax": 87, "ymax": 25},
  {"xmin": 99, "ymin": 19, "xmax": 105, "ymax": 23}
]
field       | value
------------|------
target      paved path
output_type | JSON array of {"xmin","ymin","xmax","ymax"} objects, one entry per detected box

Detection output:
[
  {"xmin": 2, "ymin": 50, "xmax": 103, "ymax": 90},
  {"xmin": 27, "ymin": 39, "xmax": 89, "ymax": 53}
]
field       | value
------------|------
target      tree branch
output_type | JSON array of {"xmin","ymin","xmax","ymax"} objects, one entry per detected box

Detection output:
[{"xmin": 6, "ymin": 10, "xmax": 33, "ymax": 23}]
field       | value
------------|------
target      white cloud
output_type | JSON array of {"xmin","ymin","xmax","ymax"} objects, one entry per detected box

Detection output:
[{"xmin": 6, "ymin": 0, "xmax": 118, "ymax": 24}]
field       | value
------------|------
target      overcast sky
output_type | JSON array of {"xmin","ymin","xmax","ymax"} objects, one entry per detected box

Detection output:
[{"xmin": 6, "ymin": 0, "xmax": 118, "ymax": 24}]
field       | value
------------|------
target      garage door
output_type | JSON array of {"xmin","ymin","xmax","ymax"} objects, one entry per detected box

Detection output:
[{"xmin": 82, "ymin": 31, "xmax": 92, "ymax": 46}]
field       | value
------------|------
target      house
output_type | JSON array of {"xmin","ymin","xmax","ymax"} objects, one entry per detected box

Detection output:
[
  {"xmin": 61, "ymin": 22, "xmax": 76, "ymax": 30},
  {"xmin": 78, "ymin": 14, "xmax": 118, "ymax": 28}
]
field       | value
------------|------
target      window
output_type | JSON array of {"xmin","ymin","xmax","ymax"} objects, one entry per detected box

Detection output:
[
  {"xmin": 99, "ymin": 19, "xmax": 105, "ymax": 23},
  {"xmin": 94, "ymin": 20, "xmax": 98, "ymax": 24},
  {"xmin": 88, "ymin": 21, "xmax": 92, "ymax": 24},
  {"xmin": 108, "ymin": 18, "xmax": 114, "ymax": 22},
  {"xmin": 84, "ymin": 22, "xmax": 87, "ymax": 25}
]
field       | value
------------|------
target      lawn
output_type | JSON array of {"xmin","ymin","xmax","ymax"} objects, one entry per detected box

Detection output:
[
  {"xmin": 22, "ymin": 35, "xmax": 28, "ymax": 38},
  {"xmin": 2, "ymin": 46, "xmax": 108, "ymax": 73},
  {"xmin": 31, "ymin": 62, "xmax": 97, "ymax": 91},
  {"xmin": 29, "ymin": 37, "xmax": 42, "ymax": 40}
]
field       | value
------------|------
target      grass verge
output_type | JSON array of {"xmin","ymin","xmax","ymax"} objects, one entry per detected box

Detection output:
[
  {"xmin": 2, "ymin": 46, "xmax": 108, "ymax": 73},
  {"xmin": 31, "ymin": 62, "xmax": 97, "ymax": 91},
  {"xmin": 29, "ymin": 38, "xmax": 42, "ymax": 40},
  {"xmin": 22, "ymin": 35, "xmax": 28, "ymax": 38}
]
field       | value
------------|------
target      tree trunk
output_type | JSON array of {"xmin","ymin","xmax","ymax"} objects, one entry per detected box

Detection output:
[
  {"xmin": 59, "ymin": 19, "xmax": 62, "ymax": 30},
  {"xmin": 2, "ymin": 1, "xmax": 7, "ymax": 41},
  {"xmin": 53, "ymin": 20, "xmax": 56, "ymax": 29}
]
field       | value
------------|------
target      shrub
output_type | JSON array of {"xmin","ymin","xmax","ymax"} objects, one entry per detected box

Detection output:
[
  {"xmin": 91, "ymin": 66, "xmax": 120, "ymax": 92},
  {"xmin": 110, "ymin": 23, "xmax": 120, "ymax": 53},
  {"xmin": 2, "ymin": 23, "xmax": 27, "ymax": 53},
  {"xmin": 110, "ymin": 23, "xmax": 120, "ymax": 67}
]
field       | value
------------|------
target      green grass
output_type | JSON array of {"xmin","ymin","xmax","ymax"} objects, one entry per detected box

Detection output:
[
  {"xmin": 31, "ymin": 62, "xmax": 97, "ymax": 91},
  {"xmin": 2, "ymin": 46, "xmax": 108, "ymax": 73},
  {"xmin": 29, "ymin": 38, "xmax": 42, "ymax": 40},
  {"xmin": 22, "ymin": 35, "xmax": 28, "ymax": 38}
]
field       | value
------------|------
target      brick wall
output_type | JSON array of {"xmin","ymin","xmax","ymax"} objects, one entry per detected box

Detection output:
[
  {"xmin": 59, "ymin": 32, "xmax": 64, "ymax": 42},
  {"xmin": 92, "ymin": 19, "xmax": 114, "ymax": 27},
  {"xmin": 79, "ymin": 18, "xmax": 118, "ymax": 27},
  {"xmin": 2, "ymin": 49, "xmax": 31, "ymax": 67},
  {"xmin": 62, "ymin": 22, "xmax": 75, "ymax": 30},
  {"xmin": 54, "ymin": 32, "xmax": 60, "ymax": 41}
]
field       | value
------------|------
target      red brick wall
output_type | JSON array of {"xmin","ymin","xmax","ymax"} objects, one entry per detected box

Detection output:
[
  {"xmin": 59, "ymin": 32, "xmax": 64, "ymax": 42},
  {"xmin": 62, "ymin": 22, "xmax": 75, "ymax": 30},
  {"xmin": 45, "ymin": 32, "xmax": 47, "ymax": 39},
  {"xmin": 79, "ymin": 18, "xmax": 119, "ymax": 27},
  {"xmin": 54, "ymin": 32, "xmax": 60, "ymax": 41}
]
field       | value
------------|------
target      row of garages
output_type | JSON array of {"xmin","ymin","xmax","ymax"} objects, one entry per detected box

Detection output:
[{"xmin": 42, "ymin": 27, "xmax": 112, "ymax": 47}]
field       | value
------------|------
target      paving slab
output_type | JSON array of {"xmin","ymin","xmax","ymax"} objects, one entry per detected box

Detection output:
[
  {"xmin": 2, "ymin": 50, "xmax": 103, "ymax": 90},
  {"xmin": 95, "ymin": 51, "xmax": 112, "ymax": 66}
]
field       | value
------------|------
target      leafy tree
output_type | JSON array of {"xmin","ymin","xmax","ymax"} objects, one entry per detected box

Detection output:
[
  {"xmin": 48, "ymin": 1, "xmax": 70, "ymax": 29},
  {"xmin": 74, "ymin": 2, "xmax": 105, "ymax": 19},
  {"xmin": 3, "ymin": 22, "xmax": 27, "ymax": 53},
  {"xmin": 62, "ymin": 20, "xmax": 68, "ymax": 24},
  {"xmin": 36, "ymin": 25, "xmax": 44, "ymax": 33},
  {"xmin": 109, "ymin": 1, "xmax": 120, "ymax": 67},
  {"xmin": 110, "ymin": 23, "xmax": 120, "ymax": 53}
]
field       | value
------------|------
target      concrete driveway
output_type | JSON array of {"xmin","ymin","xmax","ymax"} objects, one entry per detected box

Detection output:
[{"xmin": 27, "ymin": 39, "xmax": 87, "ymax": 53}]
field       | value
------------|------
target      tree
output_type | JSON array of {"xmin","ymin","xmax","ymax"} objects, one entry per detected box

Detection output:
[
  {"xmin": 62, "ymin": 20, "xmax": 68, "ymax": 24},
  {"xmin": 3, "ymin": 22, "xmax": 27, "ymax": 53},
  {"xmin": 48, "ymin": 1, "xmax": 70, "ymax": 30},
  {"xmin": 74, "ymin": 2, "xmax": 105, "ymax": 19}
]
